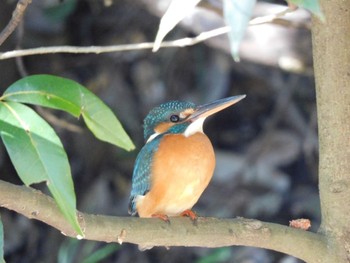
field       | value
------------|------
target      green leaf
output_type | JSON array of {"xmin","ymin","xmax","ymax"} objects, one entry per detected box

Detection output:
[
  {"xmin": 58, "ymin": 238, "xmax": 79, "ymax": 263},
  {"xmin": 196, "ymin": 248, "xmax": 231, "ymax": 263},
  {"xmin": 153, "ymin": 0, "xmax": 202, "ymax": 52},
  {"xmin": 0, "ymin": 102, "xmax": 82, "ymax": 236},
  {"xmin": 0, "ymin": 214, "xmax": 4, "ymax": 263},
  {"xmin": 289, "ymin": 0, "xmax": 324, "ymax": 20},
  {"xmin": 82, "ymin": 244, "xmax": 119, "ymax": 263},
  {"xmin": 223, "ymin": 0, "xmax": 256, "ymax": 61},
  {"xmin": 2, "ymin": 75, "xmax": 134, "ymax": 151},
  {"xmin": 44, "ymin": 0, "xmax": 77, "ymax": 23}
]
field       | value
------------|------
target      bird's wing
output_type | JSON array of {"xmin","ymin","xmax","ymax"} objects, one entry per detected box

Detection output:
[{"xmin": 128, "ymin": 137, "xmax": 161, "ymax": 215}]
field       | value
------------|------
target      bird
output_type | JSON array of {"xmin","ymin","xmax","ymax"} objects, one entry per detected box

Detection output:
[{"xmin": 128, "ymin": 95, "xmax": 246, "ymax": 221}]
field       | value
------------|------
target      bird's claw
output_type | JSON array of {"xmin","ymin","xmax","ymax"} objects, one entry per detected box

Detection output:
[
  {"xmin": 151, "ymin": 213, "xmax": 170, "ymax": 223},
  {"xmin": 181, "ymin": 209, "xmax": 198, "ymax": 223}
]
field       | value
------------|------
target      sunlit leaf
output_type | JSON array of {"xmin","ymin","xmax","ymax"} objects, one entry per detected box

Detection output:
[
  {"xmin": 153, "ymin": 0, "xmax": 201, "ymax": 52},
  {"xmin": 2, "ymin": 74, "xmax": 134, "ymax": 151},
  {"xmin": 289, "ymin": 0, "xmax": 324, "ymax": 20},
  {"xmin": 223, "ymin": 0, "xmax": 256, "ymax": 61},
  {"xmin": 0, "ymin": 214, "xmax": 4, "ymax": 263},
  {"xmin": 0, "ymin": 102, "xmax": 82, "ymax": 236}
]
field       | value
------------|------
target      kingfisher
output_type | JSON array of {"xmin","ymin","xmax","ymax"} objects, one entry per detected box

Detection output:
[{"xmin": 128, "ymin": 95, "xmax": 246, "ymax": 221}]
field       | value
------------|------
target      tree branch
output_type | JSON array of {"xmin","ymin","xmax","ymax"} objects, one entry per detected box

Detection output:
[
  {"xmin": 0, "ymin": 0, "xmax": 32, "ymax": 46},
  {"xmin": 0, "ymin": 26, "xmax": 229, "ymax": 60},
  {"xmin": 312, "ymin": 0, "xmax": 350, "ymax": 260},
  {"xmin": 0, "ymin": 4, "xmax": 298, "ymax": 60},
  {"xmin": 0, "ymin": 179, "xmax": 328, "ymax": 262}
]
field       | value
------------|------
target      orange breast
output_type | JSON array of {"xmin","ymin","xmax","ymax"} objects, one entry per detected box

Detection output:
[{"xmin": 136, "ymin": 132, "xmax": 215, "ymax": 217}]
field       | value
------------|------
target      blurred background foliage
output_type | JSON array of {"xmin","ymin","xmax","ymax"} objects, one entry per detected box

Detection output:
[{"xmin": 0, "ymin": 0, "xmax": 318, "ymax": 262}]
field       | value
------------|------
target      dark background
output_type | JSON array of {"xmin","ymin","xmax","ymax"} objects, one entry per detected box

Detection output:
[{"xmin": 0, "ymin": 0, "xmax": 318, "ymax": 262}]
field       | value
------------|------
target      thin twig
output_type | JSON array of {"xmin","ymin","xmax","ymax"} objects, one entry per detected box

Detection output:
[
  {"xmin": 0, "ymin": 5, "xmax": 299, "ymax": 60},
  {"xmin": 0, "ymin": 29, "xmax": 230, "ymax": 60},
  {"xmin": 15, "ymin": 20, "xmax": 29, "ymax": 77},
  {"xmin": 0, "ymin": 0, "xmax": 32, "ymax": 46},
  {"xmin": 249, "ymin": 3, "xmax": 298, "ymax": 26}
]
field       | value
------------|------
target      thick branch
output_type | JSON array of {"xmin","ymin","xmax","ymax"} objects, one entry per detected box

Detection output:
[
  {"xmin": 0, "ymin": 179, "xmax": 328, "ymax": 262},
  {"xmin": 313, "ymin": 1, "xmax": 350, "ymax": 224},
  {"xmin": 312, "ymin": 0, "xmax": 350, "ymax": 259}
]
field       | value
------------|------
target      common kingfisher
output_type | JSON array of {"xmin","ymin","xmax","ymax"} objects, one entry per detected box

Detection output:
[{"xmin": 128, "ymin": 95, "xmax": 246, "ymax": 221}]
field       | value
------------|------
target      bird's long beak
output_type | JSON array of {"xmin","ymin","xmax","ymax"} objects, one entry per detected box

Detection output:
[{"xmin": 188, "ymin": 95, "xmax": 246, "ymax": 121}]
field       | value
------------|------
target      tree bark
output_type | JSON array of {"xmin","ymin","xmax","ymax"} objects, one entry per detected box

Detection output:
[
  {"xmin": 312, "ymin": 0, "xmax": 350, "ymax": 261},
  {"xmin": 0, "ymin": 179, "xmax": 328, "ymax": 262}
]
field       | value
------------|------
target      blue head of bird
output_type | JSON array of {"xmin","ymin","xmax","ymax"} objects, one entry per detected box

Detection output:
[{"xmin": 143, "ymin": 95, "xmax": 246, "ymax": 142}]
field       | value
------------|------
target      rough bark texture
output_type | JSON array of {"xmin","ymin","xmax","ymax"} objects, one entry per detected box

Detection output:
[{"xmin": 312, "ymin": 0, "xmax": 350, "ymax": 261}]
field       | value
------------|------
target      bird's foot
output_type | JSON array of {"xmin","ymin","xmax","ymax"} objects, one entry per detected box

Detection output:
[
  {"xmin": 180, "ymin": 209, "xmax": 197, "ymax": 221},
  {"xmin": 151, "ymin": 213, "xmax": 170, "ymax": 223}
]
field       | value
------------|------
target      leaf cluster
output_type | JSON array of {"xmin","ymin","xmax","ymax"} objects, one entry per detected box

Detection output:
[{"xmin": 0, "ymin": 74, "xmax": 134, "ymax": 237}]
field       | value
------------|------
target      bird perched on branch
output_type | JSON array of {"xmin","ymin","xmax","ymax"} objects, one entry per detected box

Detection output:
[{"xmin": 128, "ymin": 95, "xmax": 246, "ymax": 221}]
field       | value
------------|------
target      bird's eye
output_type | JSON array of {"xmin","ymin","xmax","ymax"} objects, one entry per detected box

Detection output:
[{"xmin": 170, "ymin": 114, "xmax": 180, "ymax": 123}]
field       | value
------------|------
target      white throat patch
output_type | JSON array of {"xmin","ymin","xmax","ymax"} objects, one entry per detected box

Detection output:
[
  {"xmin": 146, "ymin": 132, "xmax": 160, "ymax": 143},
  {"xmin": 184, "ymin": 117, "xmax": 206, "ymax": 137}
]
